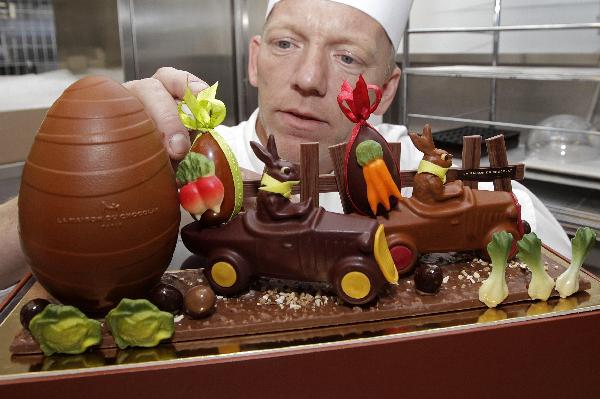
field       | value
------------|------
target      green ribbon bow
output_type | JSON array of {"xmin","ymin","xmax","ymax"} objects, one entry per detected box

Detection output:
[
  {"xmin": 417, "ymin": 160, "xmax": 449, "ymax": 184},
  {"xmin": 259, "ymin": 173, "xmax": 299, "ymax": 199},
  {"xmin": 177, "ymin": 81, "xmax": 226, "ymax": 131}
]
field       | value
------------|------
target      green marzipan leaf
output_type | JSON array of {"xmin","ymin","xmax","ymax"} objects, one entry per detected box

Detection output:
[
  {"xmin": 571, "ymin": 227, "xmax": 597, "ymax": 267},
  {"xmin": 29, "ymin": 304, "xmax": 101, "ymax": 356},
  {"xmin": 106, "ymin": 299, "xmax": 174, "ymax": 350},
  {"xmin": 487, "ymin": 231, "xmax": 513, "ymax": 270},
  {"xmin": 176, "ymin": 152, "xmax": 215, "ymax": 184},
  {"xmin": 356, "ymin": 140, "xmax": 383, "ymax": 167},
  {"xmin": 517, "ymin": 232, "xmax": 542, "ymax": 270}
]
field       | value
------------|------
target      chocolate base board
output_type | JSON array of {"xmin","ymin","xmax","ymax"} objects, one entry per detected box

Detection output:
[{"xmin": 10, "ymin": 250, "xmax": 592, "ymax": 356}]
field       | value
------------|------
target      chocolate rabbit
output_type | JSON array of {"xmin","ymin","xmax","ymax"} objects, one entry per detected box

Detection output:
[
  {"xmin": 250, "ymin": 135, "xmax": 313, "ymax": 221},
  {"xmin": 409, "ymin": 124, "xmax": 464, "ymax": 204}
]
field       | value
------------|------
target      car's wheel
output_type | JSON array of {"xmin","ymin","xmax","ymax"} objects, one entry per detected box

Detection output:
[
  {"xmin": 386, "ymin": 234, "xmax": 418, "ymax": 275},
  {"xmin": 203, "ymin": 249, "xmax": 252, "ymax": 296},
  {"xmin": 332, "ymin": 258, "xmax": 380, "ymax": 306}
]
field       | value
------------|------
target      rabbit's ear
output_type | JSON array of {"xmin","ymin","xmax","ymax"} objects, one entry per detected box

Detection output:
[
  {"xmin": 266, "ymin": 134, "xmax": 279, "ymax": 159},
  {"xmin": 250, "ymin": 140, "xmax": 274, "ymax": 166},
  {"xmin": 409, "ymin": 124, "xmax": 436, "ymax": 154}
]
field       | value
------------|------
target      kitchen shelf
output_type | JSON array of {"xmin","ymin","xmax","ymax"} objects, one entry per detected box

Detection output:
[
  {"xmin": 400, "ymin": 1, "xmax": 600, "ymax": 189},
  {"xmin": 407, "ymin": 22, "xmax": 600, "ymax": 34},
  {"xmin": 408, "ymin": 114, "xmax": 600, "ymax": 136},
  {"xmin": 404, "ymin": 65, "xmax": 600, "ymax": 82}
]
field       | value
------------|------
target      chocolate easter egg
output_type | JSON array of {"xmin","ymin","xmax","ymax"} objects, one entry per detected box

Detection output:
[
  {"xmin": 345, "ymin": 124, "xmax": 402, "ymax": 217},
  {"xmin": 18, "ymin": 76, "xmax": 180, "ymax": 313},
  {"xmin": 190, "ymin": 132, "xmax": 242, "ymax": 226}
]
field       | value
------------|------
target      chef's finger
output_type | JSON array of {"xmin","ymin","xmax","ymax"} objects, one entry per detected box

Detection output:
[
  {"xmin": 152, "ymin": 67, "xmax": 209, "ymax": 99},
  {"xmin": 123, "ymin": 78, "xmax": 191, "ymax": 160}
]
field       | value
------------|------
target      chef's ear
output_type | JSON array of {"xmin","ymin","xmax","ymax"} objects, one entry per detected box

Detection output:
[
  {"xmin": 248, "ymin": 35, "xmax": 261, "ymax": 88},
  {"xmin": 374, "ymin": 66, "xmax": 401, "ymax": 116}
]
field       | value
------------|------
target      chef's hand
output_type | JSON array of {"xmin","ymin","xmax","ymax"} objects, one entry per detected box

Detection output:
[{"xmin": 123, "ymin": 67, "xmax": 209, "ymax": 161}]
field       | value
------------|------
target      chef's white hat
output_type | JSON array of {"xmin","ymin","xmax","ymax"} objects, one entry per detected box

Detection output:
[{"xmin": 266, "ymin": 0, "xmax": 413, "ymax": 50}]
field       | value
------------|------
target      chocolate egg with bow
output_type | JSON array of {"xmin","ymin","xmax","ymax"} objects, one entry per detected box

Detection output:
[
  {"xmin": 338, "ymin": 75, "xmax": 402, "ymax": 217},
  {"xmin": 18, "ymin": 76, "xmax": 180, "ymax": 313},
  {"xmin": 177, "ymin": 82, "xmax": 243, "ymax": 226}
]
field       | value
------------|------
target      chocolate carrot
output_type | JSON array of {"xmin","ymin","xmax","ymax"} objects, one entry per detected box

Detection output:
[{"xmin": 356, "ymin": 140, "xmax": 401, "ymax": 214}]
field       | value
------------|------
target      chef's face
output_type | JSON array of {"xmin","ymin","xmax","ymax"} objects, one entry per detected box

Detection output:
[{"xmin": 249, "ymin": 0, "xmax": 400, "ymax": 172}]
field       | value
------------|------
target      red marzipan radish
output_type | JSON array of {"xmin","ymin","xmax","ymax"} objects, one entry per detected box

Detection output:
[{"xmin": 179, "ymin": 175, "xmax": 224, "ymax": 218}]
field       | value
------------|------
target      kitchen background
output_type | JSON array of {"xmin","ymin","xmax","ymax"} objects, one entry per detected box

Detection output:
[{"xmin": 1, "ymin": 0, "xmax": 599, "ymax": 271}]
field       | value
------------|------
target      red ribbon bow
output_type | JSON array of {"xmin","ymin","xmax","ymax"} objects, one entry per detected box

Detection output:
[{"xmin": 337, "ymin": 74, "xmax": 382, "ymax": 124}]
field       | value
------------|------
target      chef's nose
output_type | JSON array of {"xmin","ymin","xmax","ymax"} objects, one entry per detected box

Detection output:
[{"xmin": 291, "ymin": 46, "xmax": 327, "ymax": 97}]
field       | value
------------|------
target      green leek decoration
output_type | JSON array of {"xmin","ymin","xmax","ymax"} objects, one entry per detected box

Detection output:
[
  {"xmin": 479, "ymin": 231, "xmax": 513, "ymax": 308},
  {"xmin": 517, "ymin": 232, "xmax": 555, "ymax": 301},
  {"xmin": 555, "ymin": 227, "xmax": 597, "ymax": 298}
]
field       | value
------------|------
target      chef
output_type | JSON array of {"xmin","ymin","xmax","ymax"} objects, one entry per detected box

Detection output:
[{"xmin": 0, "ymin": 0, "xmax": 570, "ymax": 297}]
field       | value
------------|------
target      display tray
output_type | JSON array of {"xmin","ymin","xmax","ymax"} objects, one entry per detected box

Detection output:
[
  {"xmin": 1, "ymin": 246, "xmax": 600, "ymax": 397},
  {"xmin": 7, "ymin": 250, "xmax": 592, "ymax": 356}
]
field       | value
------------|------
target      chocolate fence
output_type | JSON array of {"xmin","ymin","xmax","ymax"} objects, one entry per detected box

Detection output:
[{"xmin": 242, "ymin": 134, "xmax": 525, "ymax": 211}]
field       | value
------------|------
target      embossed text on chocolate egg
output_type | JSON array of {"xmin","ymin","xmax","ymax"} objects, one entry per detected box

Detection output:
[{"xmin": 18, "ymin": 76, "xmax": 180, "ymax": 313}]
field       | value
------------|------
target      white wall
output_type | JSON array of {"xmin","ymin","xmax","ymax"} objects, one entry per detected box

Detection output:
[{"xmin": 406, "ymin": 0, "xmax": 600, "ymax": 54}]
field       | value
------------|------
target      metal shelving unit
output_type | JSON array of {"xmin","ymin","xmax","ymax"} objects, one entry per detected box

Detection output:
[
  {"xmin": 400, "ymin": 1, "xmax": 600, "ymax": 190},
  {"xmin": 401, "ymin": 1, "xmax": 600, "ymax": 135}
]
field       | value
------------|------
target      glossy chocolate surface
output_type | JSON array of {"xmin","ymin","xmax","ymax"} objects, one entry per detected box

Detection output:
[
  {"xmin": 345, "ymin": 124, "xmax": 402, "ymax": 216},
  {"xmin": 184, "ymin": 285, "xmax": 216, "ymax": 318},
  {"xmin": 18, "ymin": 76, "xmax": 180, "ymax": 313},
  {"xmin": 10, "ymin": 251, "xmax": 593, "ymax": 355},
  {"xmin": 181, "ymin": 207, "xmax": 387, "ymax": 299},
  {"xmin": 190, "ymin": 133, "xmax": 234, "ymax": 226},
  {"xmin": 379, "ymin": 187, "xmax": 522, "ymax": 256}
]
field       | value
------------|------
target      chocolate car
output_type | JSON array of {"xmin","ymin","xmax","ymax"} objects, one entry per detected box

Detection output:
[
  {"xmin": 181, "ymin": 136, "xmax": 398, "ymax": 306},
  {"xmin": 181, "ymin": 207, "xmax": 398, "ymax": 305},
  {"xmin": 380, "ymin": 187, "xmax": 526, "ymax": 274}
]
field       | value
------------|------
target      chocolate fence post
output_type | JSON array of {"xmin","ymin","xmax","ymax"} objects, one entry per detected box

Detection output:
[
  {"xmin": 328, "ymin": 142, "xmax": 353, "ymax": 214},
  {"xmin": 461, "ymin": 135, "xmax": 482, "ymax": 189},
  {"xmin": 485, "ymin": 135, "xmax": 512, "ymax": 192},
  {"xmin": 300, "ymin": 142, "xmax": 320, "ymax": 207}
]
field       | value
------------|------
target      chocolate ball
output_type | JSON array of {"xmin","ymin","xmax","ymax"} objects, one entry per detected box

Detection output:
[
  {"xmin": 184, "ymin": 285, "xmax": 216, "ymax": 318},
  {"xmin": 20, "ymin": 298, "xmax": 50, "ymax": 330},
  {"xmin": 414, "ymin": 264, "xmax": 444, "ymax": 294},
  {"xmin": 148, "ymin": 283, "xmax": 183, "ymax": 314}
]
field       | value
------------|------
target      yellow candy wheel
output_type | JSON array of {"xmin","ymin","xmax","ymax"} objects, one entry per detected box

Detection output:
[
  {"xmin": 204, "ymin": 249, "xmax": 252, "ymax": 296},
  {"xmin": 211, "ymin": 262, "xmax": 237, "ymax": 288},
  {"xmin": 341, "ymin": 271, "xmax": 371, "ymax": 300},
  {"xmin": 333, "ymin": 260, "xmax": 380, "ymax": 306}
]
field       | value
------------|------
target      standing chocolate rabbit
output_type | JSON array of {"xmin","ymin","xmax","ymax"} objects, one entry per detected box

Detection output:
[
  {"xmin": 409, "ymin": 124, "xmax": 464, "ymax": 204},
  {"xmin": 250, "ymin": 135, "xmax": 313, "ymax": 221}
]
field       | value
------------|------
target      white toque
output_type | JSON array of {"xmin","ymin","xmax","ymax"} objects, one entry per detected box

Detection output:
[{"xmin": 266, "ymin": 0, "xmax": 413, "ymax": 50}]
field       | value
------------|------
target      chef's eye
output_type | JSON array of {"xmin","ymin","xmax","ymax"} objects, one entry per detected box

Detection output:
[
  {"xmin": 281, "ymin": 166, "xmax": 291, "ymax": 175},
  {"xmin": 276, "ymin": 40, "xmax": 292, "ymax": 50},
  {"xmin": 340, "ymin": 55, "xmax": 354, "ymax": 65}
]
